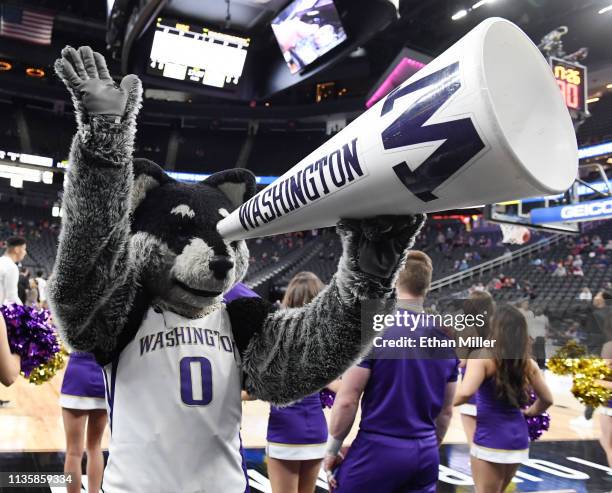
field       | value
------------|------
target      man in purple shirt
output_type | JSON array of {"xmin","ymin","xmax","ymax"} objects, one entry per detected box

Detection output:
[{"xmin": 324, "ymin": 251, "xmax": 458, "ymax": 492}]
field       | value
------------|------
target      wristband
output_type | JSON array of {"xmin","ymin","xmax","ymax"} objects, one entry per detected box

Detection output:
[{"xmin": 326, "ymin": 436, "xmax": 343, "ymax": 456}]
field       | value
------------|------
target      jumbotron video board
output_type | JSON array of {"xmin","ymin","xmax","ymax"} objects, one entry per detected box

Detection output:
[{"xmin": 148, "ymin": 18, "xmax": 250, "ymax": 90}]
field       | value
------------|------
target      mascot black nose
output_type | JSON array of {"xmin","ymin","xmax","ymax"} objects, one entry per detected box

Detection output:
[{"xmin": 209, "ymin": 255, "xmax": 234, "ymax": 279}]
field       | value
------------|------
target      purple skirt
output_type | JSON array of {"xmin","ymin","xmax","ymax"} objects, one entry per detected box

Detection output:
[
  {"xmin": 267, "ymin": 393, "xmax": 328, "ymax": 445},
  {"xmin": 60, "ymin": 352, "xmax": 106, "ymax": 410}
]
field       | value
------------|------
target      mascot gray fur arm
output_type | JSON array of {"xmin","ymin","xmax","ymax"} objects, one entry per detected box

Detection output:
[
  {"xmin": 232, "ymin": 214, "xmax": 425, "ymax": 405},
  {"xmin": 48, "ymin": 46, "xmax": 143, "ymax": 359}
]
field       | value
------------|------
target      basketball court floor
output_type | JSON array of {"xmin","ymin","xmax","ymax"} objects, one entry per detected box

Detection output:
[{"xmin": 1, "ymin": 370, "xmax": 611, "ymax": 492}]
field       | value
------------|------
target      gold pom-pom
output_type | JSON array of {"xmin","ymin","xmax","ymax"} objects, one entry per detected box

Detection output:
[
  {"xmin": 27, "ymin": 347, "xmax": 68, "ymax": 385},
  {"xmin": 547, "ymin": 341, "xmax": 588, "ymax": 376},
  {"xmin": 572, "ymin": 375, "xmax": 612, "ymax": 407},
  {"xmin": 570, "ymin": 358, "xmax": 612, "ymax": 408},
  {"xmin": 548, "ymin": 342, "xmax": 612, "ymax": 409}
]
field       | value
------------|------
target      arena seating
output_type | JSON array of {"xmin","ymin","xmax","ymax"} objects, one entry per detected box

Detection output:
[
  {"xmin": 428, "ymin": 220, "xmax": 612, "ymax": 312},
  {"xmin": 1, "ymin": 204, "xmax": 610, "ymax": 317},
  {"xmin": 0, "ymin": 206, "xmax": 59, "ymax": 274}
]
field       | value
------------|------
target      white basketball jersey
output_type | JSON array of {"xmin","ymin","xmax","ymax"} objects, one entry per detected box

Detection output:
[{"xmin": 101, "ymin": 305, "xmax": 246, "ymax": 493}]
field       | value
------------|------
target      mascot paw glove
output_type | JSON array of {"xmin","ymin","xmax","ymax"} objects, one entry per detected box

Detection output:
[
  {"xmin": 55, "ymin": 45, "xmax": 142, "ymax": 121},
  {"xmin": 338, "ymin": 214, "xmax": 426, "ymax": 278}
]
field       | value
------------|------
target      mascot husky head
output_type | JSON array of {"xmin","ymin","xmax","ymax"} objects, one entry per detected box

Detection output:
[{"xmin": 130, "ymin": 159, "xmax": 256, "ymax": 317}]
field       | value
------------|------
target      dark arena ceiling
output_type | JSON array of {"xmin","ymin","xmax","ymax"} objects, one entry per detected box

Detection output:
[{"xmin": 1, "ymin": 0, "xmax": 611, "ymax": 115}]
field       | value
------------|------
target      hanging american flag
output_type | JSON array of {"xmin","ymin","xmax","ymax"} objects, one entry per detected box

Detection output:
[{"xmin": 0, "ymin": 4, "xmax": 54, "ymax": 45}]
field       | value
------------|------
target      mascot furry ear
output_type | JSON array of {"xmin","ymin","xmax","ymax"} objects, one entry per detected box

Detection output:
[
  {"xmin": 131, "ymin": 158, "xmax": 256, "ymax": 212},
  {"xmin": 203, "ymin": 169, "xmax": 257, "ymax": 210},
  {"xmin": 131, "ymin": 158, "xmax": 174, "ymax": 211}
]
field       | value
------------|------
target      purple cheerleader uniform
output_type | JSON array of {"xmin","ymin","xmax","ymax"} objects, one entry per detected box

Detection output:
[
  {"xmin": 600, "ymin": 399, "xmax": 612, "ymax": 417},
  {"xmin": 60, "ymin": 352, "xmax": 107, "ymax": 410},
  {"xmin": 459, "ymin": 367, "xmax": 477, "ymax": 416},
  {"xmin": 471, "ymin": 377, "xmax": 529, "ymax": 463},
  {"xmin": 266, "ymin": 393, "xmax": 328, "ymax": 460}
]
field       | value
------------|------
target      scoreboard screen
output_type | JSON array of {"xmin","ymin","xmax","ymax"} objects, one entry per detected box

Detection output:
[
  {"xmin": 148, "ymin": 18, "xmax": 250, "ymax": 90},
  {"xmin": 550, "ymin": 57, "xmax": 587, "ymax": 114}
]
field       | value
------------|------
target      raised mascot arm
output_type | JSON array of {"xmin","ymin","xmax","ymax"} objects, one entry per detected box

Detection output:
[{"xmin": 48, "ymin": 46, "xmax": 144, "ymax": 363}]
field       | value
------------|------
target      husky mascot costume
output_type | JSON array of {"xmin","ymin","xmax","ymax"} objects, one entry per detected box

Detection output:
[{"xmin": 49, "ymin": 46, "xmax": 425, "ymax": 492}]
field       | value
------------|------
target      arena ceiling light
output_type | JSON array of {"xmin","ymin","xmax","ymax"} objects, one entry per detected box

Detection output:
[
  {"xmin": 452, "ymin": 0, "xmax": 497, "ymax": 20},
  {"xmin": 0, "ymin": 61, "xmax": 12, "ymax": 71},
  {"xmin": 472, "ymin": 0, "xmax": 495, "ymax": 9},
  {"xmin": 25, "ymin": 67, "xmax": 45, "ymax": 78},
  {"xmin": 587, "ymin": 96, "xmax": 601, "ymax": 103},
  {"xmin": 598, "ymin": 4, "xmax": 612, "ymax": 14},
  {"xmin": 451, "ymin": 9, "xmax": 468, "ymax": 20}
]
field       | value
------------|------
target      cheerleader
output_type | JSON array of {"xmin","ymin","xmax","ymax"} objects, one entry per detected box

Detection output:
[
  {"xmin": 454, "ymin": 304, "xmax": 553, "ymax": 493},
  {"xmin": 59, "ymin": 352, "xmax": 107, "ymax": 493},
  {"xmin": 0, "ymin": 314, "xmax": 20, "ymax": 387},
  {"xmin": 596, "ymin": 340, "xmax": 612, "ymax": 466},
  {"xmin": 266, "ymin": 272, "xmax": 335, "ymax": 493},
  {"xmin": 459, "ymin": 291, "xmax": 495, "ymax": 445}
]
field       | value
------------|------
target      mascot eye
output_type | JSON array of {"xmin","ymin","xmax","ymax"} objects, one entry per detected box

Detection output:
[{"xmin": 230, "ymin": 241, "xmax": 238, "ymax": 249}]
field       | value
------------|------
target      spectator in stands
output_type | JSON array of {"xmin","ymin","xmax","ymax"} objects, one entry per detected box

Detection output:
[
  {"xmin": 592, "ymin": 235, "xmax": 602, "ymax": 248},
  {"xmin": 583, "ymin": 289, "xmax": 612, "ymax": 354},
  {"xmin": 488, "ymin": 277, "xmax": 502, "ymax": 291},
  {"xmin": 522, "ymin": 280, "xmax": 535, "ymax": 299},
  {"xmin": 518, "ymin": 300, "xmax": 534, "ymax": 321},
  {"xmin": 596, "ymin": 254, "xmax": 609, "ymax": 269},
  {"xmin": 579, "ymin": 287, "xmax": 593, "ymax": 301},
  {"xmin": 530, "ymin": 308, "xmax": 549, "ymax": 370},
  {"xmin": 436, "ymin": 231, "xmax": 446, "ymax": 251},
  {"xmin": 35, "ymin": 270, "xmax": 47, "ymax": 303},
  {"xmin": 470, "ymin": 282, "xmax": 485, "ymax": 293},
  {"xmin": 18, "ymin": 267, "xmax": 30, "ymax": 304},
  {"xmin": 0, "ymin": 236, "xmax": 26, "ymax": 304},
  {"xmin": 25, "ymin": 278, "xmax": 39, "ymax": 306},
  {"xmin": 573, "ymin": 255, "xmax": 584, "ymax": 269},
  {"xmin": 552, "ymin": 262, "xmax": 567, "ymax": 277},
  {"xmin": 572, "ymin": 265, "xmax": 584, "ymax": 277}
]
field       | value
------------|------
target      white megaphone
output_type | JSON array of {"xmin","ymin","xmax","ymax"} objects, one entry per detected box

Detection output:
[{"xmin": 218, "ymin": 17, "xmax": 577, "ymax": 241}]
